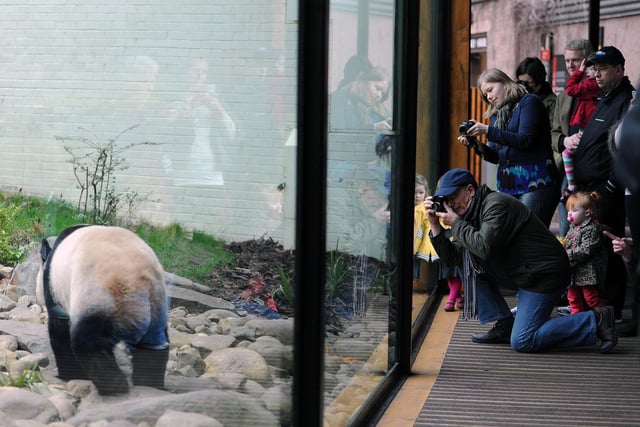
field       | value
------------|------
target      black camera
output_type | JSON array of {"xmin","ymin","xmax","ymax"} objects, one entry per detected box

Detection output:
[
  {"xmin": 458, "ymin": 120, "xmax": 476, "ymax": 135},
  {"xmin": 375, "ymin": 134, "xmax": 393, "ymax": 156},
  {"xmin": 431, "ymin": 195, "xmax": 447, "ymax": 213}
]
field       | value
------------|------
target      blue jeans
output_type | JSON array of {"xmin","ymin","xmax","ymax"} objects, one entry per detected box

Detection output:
[
  {"xmin": 515, "ymin": 185, "xmax": 560, "ymax": 228},
  {"xmin": 476, "ymin": 279, "xmax": 598, "ymax": 352}
]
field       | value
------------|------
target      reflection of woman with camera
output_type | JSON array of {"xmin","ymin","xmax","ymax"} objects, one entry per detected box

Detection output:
[
  {"xmin": 458, "ymin": 68, "xmax": 560, "ymax": 227},
  {"xmin": 330, "ymin": 66, "xmax": 392, "ymax": 132}
]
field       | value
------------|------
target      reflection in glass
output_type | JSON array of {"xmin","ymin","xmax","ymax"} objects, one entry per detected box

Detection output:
[
  {"xmin": 324, "ymin": 0, "xmax": 397, "ymax": 423},
  {"xmin": 1, "ymin": 1, "xmax": 297, "ymax": 425}
]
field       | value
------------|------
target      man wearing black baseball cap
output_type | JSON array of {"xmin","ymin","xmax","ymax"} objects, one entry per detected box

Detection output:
[
  {"xmin": 425, "ymin": 168, "xmax": 618, "ymax": 353},
  {"xmin": 563, "ymin": 45, "xmax": 635, "ymax": 323}
]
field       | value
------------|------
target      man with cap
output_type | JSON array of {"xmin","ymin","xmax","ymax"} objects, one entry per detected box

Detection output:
[
  {"xmin": 426, "ymin": 168, "xmax": 618, "ymax": 353},
  {"xmin": 563, "ymin": 46, "xmax": 635, "ymax": 323}
]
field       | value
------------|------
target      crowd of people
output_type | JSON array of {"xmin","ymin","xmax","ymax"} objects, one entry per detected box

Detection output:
[
  {"xmin": 427, "ymin": 40, "xmax": 638, "ymax": 354},
  {"xmin": 337, "ymin": 44, "xmax": 638, "ymax": 354}
]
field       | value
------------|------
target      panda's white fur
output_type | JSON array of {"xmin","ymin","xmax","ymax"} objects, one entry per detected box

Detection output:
[{"xmin": 36, "ymin": 225, "xmax": 170, "ymax": 395}]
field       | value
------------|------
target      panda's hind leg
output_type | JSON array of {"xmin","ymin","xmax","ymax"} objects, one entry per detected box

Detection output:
[
  {"xmin": 48, "ymin": 314, "xmax": 89, "ymax": 381},
  {"xmin": 131, "ymin": 345, "xmax": 169, "ymax": 389},
  {"xmin": 70, "ymin": 314, "xmax": 129, "ymax": 395}
]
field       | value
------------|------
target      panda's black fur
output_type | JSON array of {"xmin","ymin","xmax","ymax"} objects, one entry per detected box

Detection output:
[{"xmin": 37, "ymin": 225, "xmax": 170, "ymax": 395}]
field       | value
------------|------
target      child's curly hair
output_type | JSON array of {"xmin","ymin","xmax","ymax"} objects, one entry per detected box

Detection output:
[{"xmin": 566, "ymin": 190, "xmax": 601, "ymax": 213}]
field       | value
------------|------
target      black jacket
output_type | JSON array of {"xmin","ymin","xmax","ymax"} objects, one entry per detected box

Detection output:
[
  {"xmin": 430, "ymin": 185, "xmax": 570, "ymax": 293},
  {"xmin": 574, "ymin": 76, "xmax": 634, "ymax": 187}
]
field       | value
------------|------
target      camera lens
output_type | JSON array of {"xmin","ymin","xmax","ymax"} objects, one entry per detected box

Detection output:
[{"xmin": 459, "ymin": 120, "xmax": 474, "ymax": 134}]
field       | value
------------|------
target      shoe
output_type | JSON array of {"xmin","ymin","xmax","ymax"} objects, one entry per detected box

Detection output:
[
  {"xmin": 510, "ymin": 306, "xmax": 517, "ymax": 316},
  {"xmin": 559, "ymin": 188, "xmax": 573, "ymax": 205},
  {"xmin": 557, "ymin": 305, "xmax": 571, "ymax": 316},
  {"xmin": 444, "ymin": 300, "xmax": 455, "ymax": 312},
  {"xmin": 471, "ymin": 317, "xmax": 514, "ymax": 344},
  {"xmin": 594, "ymin": 306, "xmax": 618, "ymax": 353},
  {"xmin": 455, "ymin": 297, "xmax": 464, "ymax": 310}
]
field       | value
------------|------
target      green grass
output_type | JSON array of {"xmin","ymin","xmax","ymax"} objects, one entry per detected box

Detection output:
[
  {"xmin": 134, "ymin": 222, "xmax": 233, "ymax": 282},
  {"xmin": 0, "ymin": 192, "xmax": 233, "ymax": 284},
  {"xmin": 0, "ymin": 364, "xmax": 45, "ymax": 390}
]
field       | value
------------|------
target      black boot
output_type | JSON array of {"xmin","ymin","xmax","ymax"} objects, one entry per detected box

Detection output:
[
  {"xmin": 594, "ymin": 306, "xmax": 618, "ymax": 353},
  {"xmin": 131, "ymin": 346, "xmax": 170, "ymax": 390},
  {"xmin": 472, "ymin": 317, "xmax": 514, "ymax": 344}
]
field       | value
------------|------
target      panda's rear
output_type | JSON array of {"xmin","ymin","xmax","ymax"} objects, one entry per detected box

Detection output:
[{"xmin": 36, "ymin": 225, "xmax": 170, "ymax": 395}]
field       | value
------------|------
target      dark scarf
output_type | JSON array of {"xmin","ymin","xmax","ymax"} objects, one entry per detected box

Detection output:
[
  {"xmin": 460, "ymin": 186, "xmax": 515, "ymax": 320},
  {"xmin": 460, "ymin": 186, "xmax": 485, "ymax": 320},
  {"xmin": 494, "ymin": 98, "xmax": 519, "ymax": 130}
]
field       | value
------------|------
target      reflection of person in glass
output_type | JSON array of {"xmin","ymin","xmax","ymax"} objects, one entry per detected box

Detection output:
[
  {"xmin": 174, "ymin": 58, "xmax": 236, "ymax": 186},
  {"xmin": 330, "ymin": 66, "xmax": 391, "ymax": 132}
]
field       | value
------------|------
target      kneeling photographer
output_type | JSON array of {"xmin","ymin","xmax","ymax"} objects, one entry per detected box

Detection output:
[
  {"xmin": 425, "ymin": 168, "xmax": 618, "ymax": 354},
  {"xmin": 459, "ymin": 67, "xmax": 560, "ymax": 228}
]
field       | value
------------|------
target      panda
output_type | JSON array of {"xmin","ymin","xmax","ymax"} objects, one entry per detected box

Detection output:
[{"xmin": 36, "ymin": 224, "xmax": 170, "ymax": 395}]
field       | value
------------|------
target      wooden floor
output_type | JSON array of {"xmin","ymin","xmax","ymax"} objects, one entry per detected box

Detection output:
[
  {"xmin": 377, "ymin": 294, "xmax": 640, "ymax": 426},
  {"xmin": 376, "ymin": 296, "xmax": 458, "ymax": 427}
]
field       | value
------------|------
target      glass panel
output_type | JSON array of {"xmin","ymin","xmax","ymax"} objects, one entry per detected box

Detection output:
[
  {"xmin": 1, "ymin": 1, "xmax": 296, "ymax": 425},
  {"xmin": 324, "ymin": 0, "xmax": 397, "ymax": 423}
]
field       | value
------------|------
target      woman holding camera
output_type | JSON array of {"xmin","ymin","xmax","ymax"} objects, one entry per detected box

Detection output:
[{"xmin": 460, "ymin": 68, "xmax": 560, "ymax": 227}]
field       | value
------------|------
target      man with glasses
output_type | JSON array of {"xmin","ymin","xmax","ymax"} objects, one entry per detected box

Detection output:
[
  {"xmin": 564, "ymin": 46, "xmax": 635, "ymax": 324},
  {"xmin": 426, "ymin": 168, "xmax": 618, "ymax": 353}
]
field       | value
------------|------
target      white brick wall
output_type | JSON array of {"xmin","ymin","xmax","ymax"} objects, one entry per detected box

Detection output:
[
  {"xmin": 0, "ymin": 0, "xmax": 392, "ymax": 257},
  {"xmin": 0, "ymin": 0, "xmax": 299, "ymax": 244}
]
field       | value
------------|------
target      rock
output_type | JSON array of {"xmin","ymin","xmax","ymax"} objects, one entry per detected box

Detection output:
[
  {"xmin": 10, "ymin": 261, "xmax": 40, "ymax": 297},
  {"xmin": 204, "ymin": 348, "xmax": 272, "ymax": 386},
  {"xmin": 66, "ymin": 389, "xmax": 279, "ymax": 426},
  {"xmin": 0, "ymin": 320, "xmax": 49, "ymax": 354},
  {"xmin": 247, "ymin": 336, "xmax": 293, "ymax": 372},
  {"xmin": 245, "ymin": 318, "xmax": 294, "ymax": 345},
  {"xmin": 0, "ymin": 265, "xmax": 13, "ymax": 278},
  {"xmin": 172, "ymin": 345, "xmax": 205, "ymax": 377},
  {"xmin": 206, "ymin": 372, "xmax": 247, "ymax": 391},
  {"xmin": 47, "ymin": 393, "xmax": 77, "ymax": 420},
  {"xmin": 0, "ymin": 335, "xmax": 18, "ymax": 352},
  {"xmin": 0, "ymin": 294, "xmax": 17, "ymax": 312},
  {"xmin": 240, "ymin": 378, "xmax": 266, "ymax": 399},
  {"xmin": 0, "ymin": 261, "xmax": 303, "ymax": 426},
  {"xmin": 3, "ymin": 285, "xmax": 28, "ymax": 303},
  {"xmin": 155, "ymin": 409, "xmax": 223, "ymax": 427},
  {"xmin": 0, "ymin": 387, "xmax": 59, "ymax": 424},
  {"xmin": 262, "ymin": 383, "xmax": 292, "ymax": 426},
  {"xmin": 165, "ymin": 273, "xmax": 212, "ymax": 294},
  {"xmin": 167, "ymin": 287, "xmax": 235, "ymax": 312},
  {"xmin": 185, "ymin": 315, "xmax": 208, "ymax": 331},
  {"xmin": 0, "ymin": 411, "xmax": 17, "ymax": 427},
  {"xmin": 216, "ymin": 317, "xmax": 249, "ymax": 334},
  {"xmin": 168, "ymin": 328, "xmax": 194, "ymax": 348},
  {"xmin": 5, "ymin": 305, "xmax": 41, "ymax": 324},
  {"xmin": 190, "ymin": 334, "xmax": 235, "ymax": 356},
  {"xmin": 202, "ymin": 309, "xmax": 240, "ymax": 322}
]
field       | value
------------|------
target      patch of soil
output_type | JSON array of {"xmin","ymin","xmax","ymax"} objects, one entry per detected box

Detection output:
[
  {"xmin": 204, "ymin": 237, "xmax": 296, "ymax": 317},
  {"xmin": 202, "ymin": 237, "xmax": 395, "ymax": 331}
]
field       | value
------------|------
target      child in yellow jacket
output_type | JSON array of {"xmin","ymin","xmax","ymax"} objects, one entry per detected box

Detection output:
[
  {"xmin": 413, "ymin": 174, "xmax": 437, "ymax": 291},
  {"xmin": 414, "ymin": 174, "xmax": 463, "ymax": 310}
]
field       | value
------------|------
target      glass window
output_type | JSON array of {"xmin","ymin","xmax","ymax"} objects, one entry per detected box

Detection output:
[
  {"xmin": 2, "ymin": 1, "xmax": 297, "ymax": 425},
  {"xmin": 324, "ymin": 0, "xmax": 398, "ymax": 423}
]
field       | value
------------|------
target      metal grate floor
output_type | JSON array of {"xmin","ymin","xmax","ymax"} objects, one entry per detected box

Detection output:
[{"xmin": 417, "ymin": 296, "xmax": 640, "ymax": 426}]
